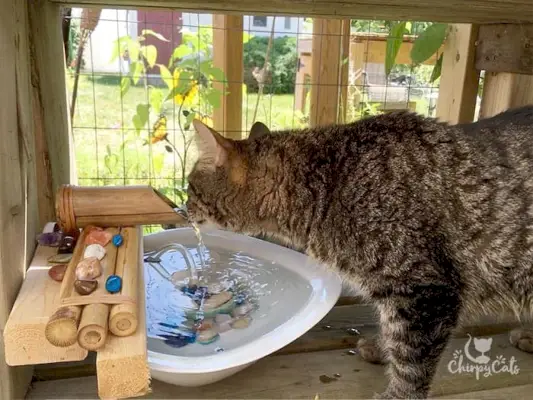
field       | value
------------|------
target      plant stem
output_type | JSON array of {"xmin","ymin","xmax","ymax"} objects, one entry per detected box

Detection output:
[{"xmin": 252, "ymin": 16, "xmax": 276, "ymax": 124}]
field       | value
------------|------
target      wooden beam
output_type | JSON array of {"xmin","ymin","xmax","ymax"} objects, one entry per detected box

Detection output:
[
  {"xmin": 339, "ymin": 20, "xmax": 351, "ymax": 123},
  {"xmin": 436, "ymin": 24, "xmax": 480, "ymax": 124},
  {"xmin": 310, "ymin": 19, "xmax": 345, "ymax": 127},
  {"xmin": 212, "ymin": 15, "xmax": 243, "ymax": 139},
  {"xmin": 479, "ymin": 72, "xmax": 533, "ymax": 119},
  {"xmin": 0, "ymin": 0, "xmax": 39, "ymax": 398},
  {"xmin": 51, "ymin": 0, "xmax": 533, "ymax": 24},
  {"xmin": 476, "ymin": 23, "xmax": 533, "ymax": 75},
  {"xmin": 29, "ymin": 0, "xmax": 72, "ymax": 222}
]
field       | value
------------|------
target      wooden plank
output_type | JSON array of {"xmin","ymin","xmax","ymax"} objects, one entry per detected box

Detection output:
[
  {"xmin": 51, "ymin": 0, "xmax": 533, "ymax": 24},
  {"xmin": 310, "ymin": 19, "xmax": 344, "ymax": 127},
  {"xmin": 339, "ymin": 20, "xmax": 351, "ymax": 123},
  {"xmin": 434, "ymin": 384, "xmax": 533, "ymax": 399},
  {"xmin": 29, "ymin": 0, "xmax": 72, "ymax": 214},
  {"xmin": 478, "ymin": 72, "xmax": 533, "ymax": 119},
  {"xmin": 436, "ymin": 24, "xmax": 480, "ymax": 124},
  {"xmin": 0, "ymin": 0, "xmax": 39, "ymax": 398},
  {"xmin": 96, "ymin": 226, "xmax": 150, "ymax": 399},
  {"xmin": 26, "ymin": 333, "xmax": 533, "ymax": 399},
  {"xmin": 212, "ymin": 15, "xmax": 243, "ymax": 140},
  {"xmin": 476, "ymin": 23, "xmax": 533, "ymax": 75},
  {"xmin": 3, "ymin": 244, "xmax": 88, "ymax": 366}
]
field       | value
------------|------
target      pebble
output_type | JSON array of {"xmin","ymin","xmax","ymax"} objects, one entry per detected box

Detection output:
[
  {"xmin": 85, "ymin": 230, "xmax": 112, "ymax": 247},
  {"xmin": 232, "ymin": 302, "xmax": 255, "ymax": 317},
  {"xmin": 322, "ymin": 325, "xmax": 332, "ymax": 330},
  {"xmin": 84, "ymin": 244, "xmax": 106, "ymax": 260},
  {"xmin": 346, "ymin": 328, "xmax": 361, "ymax": 336},
  {"xmin": 203, "ymin": 292, "xmax": 232, "ymax": 311},
  {"xmin": 194, "ymin": 318, "xmax": 214, "ymax": 331},
  {"xmin": 215, "ymin": 347, "xmax": 225, "ymax": 353},
  {"xmin": 197, "ymin": 328, "xmax": 219, "ymax": 344},
  {"xmin": 48, "ymin": 264, "xmax": 68, "ymax": 282},
  {"xmin": 105, "ymin": 275, "xmax": 122, "ymax": 293},
  {"xmin": 215, "ymin": 313, "xmax": 233, "ymax": 333},
  {"xmin": 112, "ymin": 234, "xmax": 124, "ymax": 247},
  {"xmin": 231, "ymin": 317, "xmax": 251, "ymax": 329},
  {"xmin": 161, "ymin": 333, "xmax": 196, "ymax": 348},
  {"xmin": 37, "ymin": 232, "xmax": 63, "ymax": 247},
  {"xmin": 74, "ymin": 279, "xmax": 98, "ymax": 295},
  {"xmin": 58, "ymin": 236, "xmax": 76, "ymax": 254},
  {"xmin": 346, "ymin": 349, "xmax": 358, "ymax": 356},
  {"xmin": 48, "ymin": 253, "xmax": 73, "ymax": 264},
  {"xmin": 75, "ymin": 257, "xmax": 103, "ymax": 280}
]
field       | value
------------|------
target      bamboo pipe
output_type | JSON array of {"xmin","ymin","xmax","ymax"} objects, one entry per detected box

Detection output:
[
  {"xmin": 109, "ymin": 227, "xmax": 139, "ymax": 337},
  {"xmin": 55, "ymin": 184, "xmax": 188, "ymax": 233}
]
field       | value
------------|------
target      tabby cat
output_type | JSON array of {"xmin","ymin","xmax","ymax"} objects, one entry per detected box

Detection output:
[{"xmin": 185, "ymin": 105, "xmax": 533, "ymax": 399}]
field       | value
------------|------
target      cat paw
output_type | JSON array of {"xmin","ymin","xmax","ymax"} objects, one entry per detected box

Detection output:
[
  {"xmin": 509, "ymin": 328, "xmax": 533, "ymax": 353},
  {"xmin": 357, "ymin": 337, "xmax": 386, "ymax": 365},
  {"xmin": 373, "ymin": 390, "xmax": 427, "ymax": 399}
]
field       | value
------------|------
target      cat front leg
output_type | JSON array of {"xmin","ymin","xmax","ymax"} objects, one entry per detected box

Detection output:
[{"xmin": 373, "ymin": 284, "xmax": 462, "ymax": 399}]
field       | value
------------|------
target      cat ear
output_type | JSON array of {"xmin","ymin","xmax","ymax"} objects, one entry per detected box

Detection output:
[
  {"xmin": 248, "ymin": 121, "xmax": 271, "ymax": 140},
  {"xmin": 192, "ymin": 119, "xmax": 233, "ymax": 168}
]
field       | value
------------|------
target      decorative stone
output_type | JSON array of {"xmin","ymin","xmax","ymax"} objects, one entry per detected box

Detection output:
[
  {"xmin": 48, "ymin": 253, "xmax": 73, "ymax": 264},
  {"xmin": 203, "ymin": 292, "xmax": 232, "ymax": 311},
  {"xmin": 232, "ymin": 302, "xmax": 255, "ymax": 317},
  {"xmin": 37, "ymin": 232, "xmax": 63, "ymax": 247},
  {"xmin": 112, "ymin": 234, "xmax": 124, "ymax": 247},
  {"xmin": 75, "ymin": 257, "xmax": 103, "ymax": 280},
  {"xmin": 84, "ymin": 244, "xmax": 106, "ymax": 260},
  {"xmin": 85, "ymin": 229, "xmax": 112, "ymax": 247},
  {"xmin": 231, "ymin": 317, "xmax": 251, "ymax": 329},
  {"xmin": 197, "ymin": 328, "xmax": 219, "ymax": 345},
  {"xmin": 194, "ymin": 318, "xmax": 214, "ymax": 331},
  {"xmin": 74, "ymin": 279, "xmax": 98, "ymax": 295},
  {"xmin": 58, "ymin": 236, "xmax": 76, "ymax": 254},
  {"xmin": 161, "ymin": 333, "xmax": 196, "ymax": 348},
  {"xmin": 215, "ymin": 314, "xmax": 233, "ymax": 333},
  {"xmin": 48, "ymin": 264, "xmax": 68, "ymax": 282},
  {"xmin": 105, "ymin": 275, "xmax": 122, "ymax": 293}
]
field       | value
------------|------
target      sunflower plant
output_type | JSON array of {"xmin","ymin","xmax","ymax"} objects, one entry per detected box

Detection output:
[{"xmin": 107, "ymin": 26, "xmax": 226, "ymax": 203}]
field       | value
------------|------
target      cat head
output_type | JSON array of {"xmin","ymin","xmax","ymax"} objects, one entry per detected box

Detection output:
[{"xmin": 185, "ymin": 119, "xmax": 280, "ymax": 234}]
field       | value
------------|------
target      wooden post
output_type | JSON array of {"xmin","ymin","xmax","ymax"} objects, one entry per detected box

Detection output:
[
  {"xmin": 479, "ymin": 72, "xmax": 533, "ymax": 118},
  {"xmin": 212, "ymin": 15, "xmax": 243, "ymax": 139},
  {"xmin": 310, "ymin": 19, "xmax": 346, "ymax": 127},
  {"xmin": 0, "ymin": 0, "xmax": 39, "ymax": 398},
  {"xmin": 339, "ymin": 20, "xmax": 351, "ymax": 123},
  {"xmin": 29, "ymin": 0, "xmax": 73, "ymax": 227},
  {"xmin": 436, "ymin": 24, "xmax": 480, "ymax": 124}
]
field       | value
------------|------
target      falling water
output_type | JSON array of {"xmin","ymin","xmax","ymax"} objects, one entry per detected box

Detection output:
[{"xmin": 191, "ymin": 222, "xmax": 207, "ymax": 271}]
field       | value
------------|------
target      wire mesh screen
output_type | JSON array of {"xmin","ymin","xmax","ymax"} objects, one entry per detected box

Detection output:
[{"xmin": 65, "ymin": 9, "xmax": 459, "ymax": 231}]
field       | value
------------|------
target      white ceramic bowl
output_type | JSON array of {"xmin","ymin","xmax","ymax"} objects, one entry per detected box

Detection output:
[{"xmin": 143, "ymin": 227, "xmax": 342, "ymax": 387}]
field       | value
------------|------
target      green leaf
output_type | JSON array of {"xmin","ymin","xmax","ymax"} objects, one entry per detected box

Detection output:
[
  {"xmin": 411, "ymin": 23, "xmax": 448, "ymax": 64},
  {"xmin": 405, "ymin": 22, "xmax": 412, "ymax": 34},
  {"xmin": 127, "ymin": 38, "xmax": 140, "ymax": 62},
  {"xmin": 205, "ymin": 89, "xmax": 222, "ymax": 109},
  {"xmin": 385, "ymin": 21, "xmax": 407, "ymax": 76},
  {"xmin": 169, "ymin": 44, "xmax": 193, "ymax": 67},
  {"xmin": 104, "ymin": 145, "xmax": 119, "ymax": 173},
  {"xmin": 165, "ymin": 71, "xmax": 193, "ymax": 101},
  {"xmin": 109, "ymin": 36, "xmax": 130, "ymax": 63},
  {"xmin": 141, "ymin": 29, "xmax": 170, "ymax": 42},
  {"xmin": 158, "ymin": 64, "xmax": 172, "ymax": 89},
  {"xmin": 132, "ymin": 104, "xmax": 150, "ymax": 135},
  {"xmin": 141, "ymin": 45, "xmax": 158, "ymax": 68},
  {"xmin": 430, "ymin": 53, "xmax": 443, "ymax": 83},
  {"xmin": 152, "ymin": 153, "xmax": 165, "ymax": 175},
  {"xmin": 243, "ymin": 31, "xmax": 253, "ymax": 44},
  {"xmin": 208, "ymin": 66, "xmax": 226, "ymax": 83},
  {"xmin": 131, "ymin": 61, "xmax": 144, "ymax": 85},
  {"xmin": 149, "ymin": 88, "xmax": 164, "ymax": 114},
  {"xmin": 120, "ymin": 76, "xmax": 131, "ymax": 97}
]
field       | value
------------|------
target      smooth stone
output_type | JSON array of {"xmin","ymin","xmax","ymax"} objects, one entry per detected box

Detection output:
[
  {"xmin": 85, "ymin": 230, "xmax": 112, "ymax": 247},
  {"xmin": 84, "ymin": 244, "xmax": 106, "ymax": 260},
  {"xmin": 75, "ymin": 257, "xmax": 103, "ymax": 280},
  {"xmin": 207, "ymin": 283, "xmax": 225, "ymax": 294},
  {"xmin": 216, "ymin": 319, "xmax": 233, "ymax": 333},
  {"xmin": 48, "ymin": 253, "xmax": 73, "ymax": 264},
  {"xmin": 112, "ymin": 234, "xmax": 124, "ymax": 247},
  {"xmin": 197, "ymin": 329, "xmax": 219, "ymax": 345},
  {"xmin": 48, "ymin": 264, "xmax": 68, "ymax": 282},
  {"xmin": 203, "ymin": 292, "xmax": 232, "ymax": 311},
  {"xmin": 185, "ymin": 295, "xmax": 234, "ymax": 320},
  {"xmin": 74, "ymin": 279, "xmax": 98, "ymax": 295},
  {"xmin": 37, "ymin": 232, "xmax": 63, "ymax": 247},
  {"xmin": 232, "ymin": 302, "xmax": 255, "ymax": 317},
  {"xmin": 58, "ymin": 236, "xmax": 76, "ymax": 254},
  {"xmin": 215, "ymin": 314, "xmax": 232, "ymax": 324},
  {"xmin": 161, "ymin": 333, "xmax": 196, "ymax": 348},
  {"xmin": 194, "ymin": 318, "xmax": 214, "ymax": 331},
  {"xmin": 231, "ymin": 317, "xmax": 251, "ymax": 329},
  {"xmin": 105, "ymin": 275, "xmax": 122, "ymax": 293}
]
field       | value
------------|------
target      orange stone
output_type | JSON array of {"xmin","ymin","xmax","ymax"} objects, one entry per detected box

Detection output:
[{"xmin": 85, "ymin": 229, "xmax": 112, "ymax": 246}]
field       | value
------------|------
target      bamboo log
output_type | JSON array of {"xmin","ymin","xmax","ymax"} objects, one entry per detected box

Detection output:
[
  {"xmin": 77, "ymin": 303, "xmax": 109, "ymax": 351},
  {"xmin": 109, "ymin": 227, "xmax": 139, "ymax": 337},
  {"xmin": 55, "ymin": 184, "xmax": 187, "ymax": 232}
]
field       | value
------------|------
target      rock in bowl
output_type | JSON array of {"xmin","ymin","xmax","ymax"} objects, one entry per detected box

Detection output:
[{"xmin": 143, "ymin": 226, "xmax": 342, "ymax": 387}]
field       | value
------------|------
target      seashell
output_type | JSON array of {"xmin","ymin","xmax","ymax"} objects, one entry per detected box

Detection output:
[
  {"xmin": 74, "ymin": 279, "xmax": 98, "ymax": 295},
  {"xmin": 75, "ymin": 257, "xmax": 103, "ymax": 280},
  {"xmin": 232, "ymin": 302, "xmax": 255, "ymax": 317},
  {"xmin": 48, "ymin": 264, "xmax": 68, "ymax": 282},
  {"xmin": 231, "ymin": 317, "xmax": 251, "ymax": 329},
  {"xmin": 84, "ymin": 244, "xmax": 106, "ymax": 260},
  {"xmin": 85, "ymin": 230, "xmax": 112, "ymax": 247},
  {"xmin": 197, "ymin": 328, "xmax": 219, "ymax": 345},
  {"xmin": 203, "ymin": 292, "xmax": 232, "ymax": 311}
]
